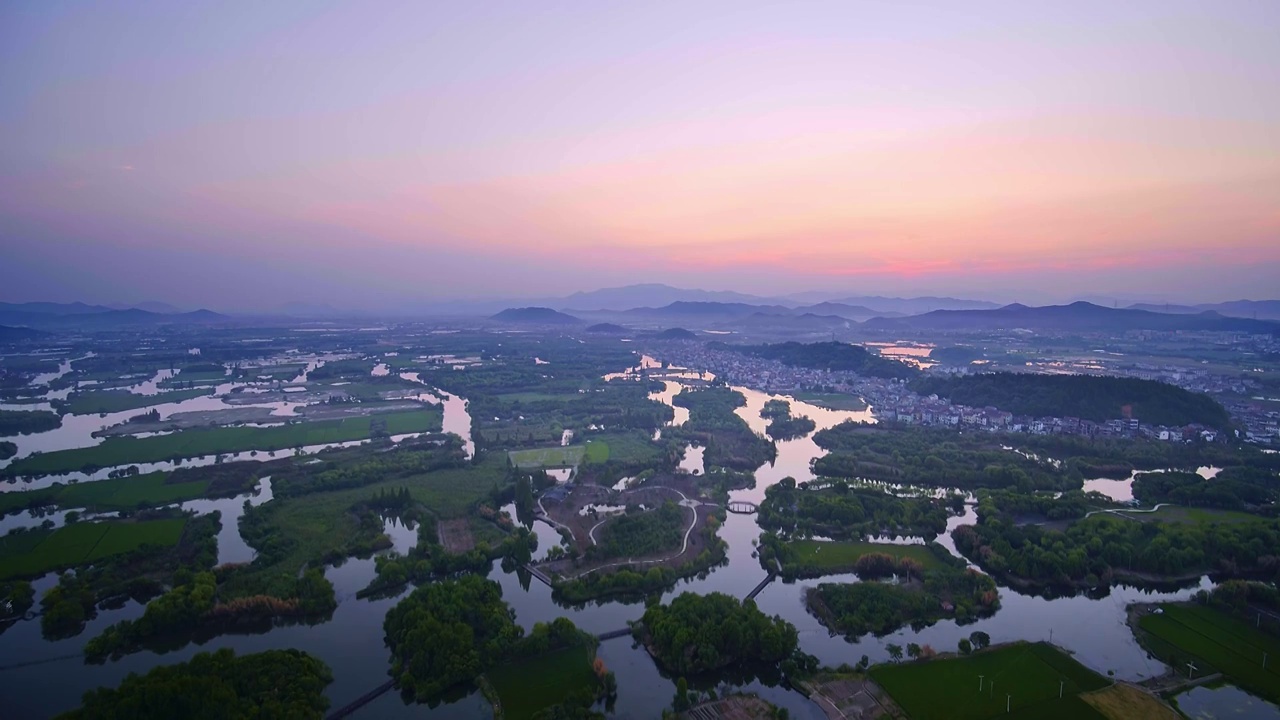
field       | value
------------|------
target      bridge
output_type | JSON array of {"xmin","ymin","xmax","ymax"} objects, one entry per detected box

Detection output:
[{"xmin": 726, "ymin": 501, "xmax": 758, "ymax": 514}]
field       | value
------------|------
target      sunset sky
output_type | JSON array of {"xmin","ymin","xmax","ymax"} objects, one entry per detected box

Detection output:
[{"xmin": 2, "ymin": 1, "xmax": 1278, "ymax": 310}]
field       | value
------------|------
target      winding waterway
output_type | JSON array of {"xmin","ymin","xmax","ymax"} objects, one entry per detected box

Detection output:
[{"xmin": 0, "ymin": 354, "xmax": 1265, "ymax": 718}]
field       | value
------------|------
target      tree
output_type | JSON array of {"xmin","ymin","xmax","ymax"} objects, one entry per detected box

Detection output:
[
  {"xmin": 958, "ymin": 638, "xmax": 973, "ymax": 655},
  {"xmin": 886, "ymin": 643, "xmax": 904, "ymax": 662},
  {"xmin": 674, "ymin": 678, "xmax": 691, "ymax": 711},
  {"xmin": 969, "ymin": 631, "xmax": 991, "ymax": 650},
  {"xmin": 906, "ymin": 643, "xmax": 922, "ymax": 660}
]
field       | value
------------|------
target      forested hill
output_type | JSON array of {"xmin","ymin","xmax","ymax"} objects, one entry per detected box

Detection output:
[
  {"xmin": 734, "ymin": 341, "xmax": 918, "ymax": 379},
  {"xmin": 910, "ymin": 372, "xmax": 1231, "ymax": 429}
]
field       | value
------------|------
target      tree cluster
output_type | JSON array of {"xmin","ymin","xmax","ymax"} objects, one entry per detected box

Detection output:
[
  {"xmin": 639, "ymin": 592, "xmax": 799, "ymax": 674},
  {"xmin": 758, "ymin": 477, "xmax": 949, "ymax": 539}
]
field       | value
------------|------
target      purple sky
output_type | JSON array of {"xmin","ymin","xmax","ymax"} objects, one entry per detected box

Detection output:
[{"xmin": 2, "ymin": 1, "xmax": 1278, "ymax": 311}]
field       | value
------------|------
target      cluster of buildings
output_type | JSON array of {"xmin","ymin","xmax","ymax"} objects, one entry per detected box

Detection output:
[{"xmin": 649, "ymin": 341, "xmax": 1238, "ymax": 445}]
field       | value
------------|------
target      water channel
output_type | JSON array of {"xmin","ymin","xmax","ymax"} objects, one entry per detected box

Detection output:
[{"xmin": 0, "ymin": 355, "xmax": 1267, "ymax": 718}]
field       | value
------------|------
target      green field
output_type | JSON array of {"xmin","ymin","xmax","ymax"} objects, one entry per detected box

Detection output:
[
  {"xmin": 584, "ymin": 439, "xmax": 610, "ymax": 464},
  {"xmin": 508, "ymin": 445, "xmax": 586, "ymax": 468},
  {"xmin": 784, "ymin": 540, "xmax": 945, "ymax": 572},
  {"xmin": 1138, "ymin": 604, "xmax": 1280, "ymax": 703},
  {"xmin": 0, "ymin": 518, "xmax": 186, "ymax": 579},
  {"xmin": 0, "ymin": 472, "xmax": 211, "ymax": 514},
  {"xmin": 486, "ymin": 645, "xmax": 597, "ymax": 720},
  {"xmin": 4, "ymin": 409, "xmax": 442, "ymax": 476},
  {"xmin": 62, "ymin": 388, "xmax": 213, "ymax": 415},
  {"xmin": 871, "ymin": 642, "xmax": 1110, "ymax": 720},
  {"xmin": 221, "ymin": 455, "xmax": 508, "ymax": 599},
  {"xmin": 788, "ymin": 391, "xmax": 869, "ymax": 411},
  {"xmin": 1136, "ymin": 506, "xmax": 1264, "ymax": 525}
]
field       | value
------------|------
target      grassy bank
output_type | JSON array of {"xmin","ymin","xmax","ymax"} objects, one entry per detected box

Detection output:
[
  {"xmin": 870, "ymin": 642, "xmax": 1109, "ymax": 720},
  {"xmin": 0, "ymin": 471, "xmax": 213, "ymax": 514},
  {"xmin": 508, "ymin": 445, "xmax": 586, "ymax": 468},
  {"xmin": 5, "ymin": 409, "xmax": 442, "ymax": 476},
  {"xmin": 487, "ymin": 645, "xmax": 596, "ymax": 720},
  {"xmin": 0, "ymin": 518, "xmax": 186, "ymax": 580},
  {"xmin": 1136, "ymin": 603, "xmax": 1280, "ymax": 703},
  {"xmin": 783, "ymin": 539, "xmax": 946, "ymax": 573},
  {"xmin": 61, "ymin": 388, "xmax": 212, "ymax": 415}
]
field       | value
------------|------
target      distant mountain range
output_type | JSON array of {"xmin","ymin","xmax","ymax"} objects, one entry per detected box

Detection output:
[
  {"xmin": 0, "ymin": 302, "xmax": 229, "ymax": 330},
  {"xmin": 489, "ymin": 307, "xmax": 582, "ymax": 325},
  {"xmin": 862, "ymin": 301, "xmax": 1280, "ymax": 334},
  {"xmin": 1126, "ymin": 300, "xmax": 1280, "ymax": 322}
]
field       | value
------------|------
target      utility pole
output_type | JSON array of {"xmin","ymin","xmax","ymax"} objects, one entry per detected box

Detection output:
[
  {"xmin": 1049, "ymin": 628, "xmax": 1054, "ymax": 644},
  {"xmin": 978, "ymin": 675, "xmax": 984, "ymax": 692},
  {"xmin": 1060, "ymin": 680, "xmax": 1064, "ymax": 699},
  {"xmin": 1007, "ymin": 694, "xmax": 1011, "ymax": 713},
  {"xmin": 1186, "ymin": 661, "xmax": 1197, "ymax": 679}
]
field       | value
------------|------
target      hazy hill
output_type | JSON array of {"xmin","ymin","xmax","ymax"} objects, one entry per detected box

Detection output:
[
  {"xmin": 654, "ymin": 327, "xmax": 698, "ymax": 340},
  {"xmin": 796, "ymin": 302, "xmax": 898, "ymax": 320},
  {"xmin": 584, "ymin": 322, "xmax": 629, "ymax": 334},
  {"xmin": 863, "ymin": 301, "xmax": 1280, "ymax": 334},
  {"xmin": 0, "ymin": 325, "xmax": 49, "ymax": 343},
  {"xmin": 1194, "ymin": 300, "xmax": 1280, "ymax": 321},
  {"xmin": 621, "ymin": 301, "xmax": 793, "ymax": 319},
  {"xmin": 911, "ymin": 372, "xmax": 1231, "ymax": 430},
  {"xmin": 489, "ymin": 307, "xmax": 582, "ymax": 324},
  {"xmin": 0, "ymin": 305, "xmax": 230, "ymax": 329},
  {"xmin": 559, "ymin": 284, "xmax": 774, "ymax": 311},
  {"xmin": 829, "ymin": 296, "xmax": 1000, "ymax": 315}
]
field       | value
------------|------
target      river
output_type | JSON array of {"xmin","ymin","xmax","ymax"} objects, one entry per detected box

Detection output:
[{"xmin": 0, "ymin": 355, "xmax": 1266, "ymax": 718}]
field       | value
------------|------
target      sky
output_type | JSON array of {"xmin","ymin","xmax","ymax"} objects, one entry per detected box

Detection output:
[{"xmin": 2, "ymin": 1, "xmax": 1278, "ymax": 312}]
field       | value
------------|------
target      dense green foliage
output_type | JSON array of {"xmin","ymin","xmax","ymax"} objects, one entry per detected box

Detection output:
[
  {"xmin": 0, "ymin": 409, "xmax": 62, "ymax": 435},
  {"xmin": 954, "ymin": 499, "xmax": 1280, "ymax": 590},
  {"xmin": 552, "ymin": 524, "xmax": 727, "ymax": 604},
  {"xmin": 639, "ymin": 592, "xmax": 798, "ymax": 674},
  {"xmin": 870, "ymin": 642, "xmax": 1109, "ymax": 720},
  {"xmin": 0, "ymin": 440, "xmax": 16, "ymax": 460},
  {"xmin": 0, "ymin": 579, "xmax": 35, "ymax": 618},
  {"xmin": 383, "ymin": 576, "xmax": 523, "ymax": 701},
  {"xmin": 809, "ymin": 566, "xmax": 999, "ymax": 638},
  {"xmin": 758, "ymin": 477, "xmax": 949, "ymax": 539},
  {"xmin": 1133, "ymin": 469, "xmax": 1277, "ymax": 509},
  {"xmin": 57, "ymin": 648, "xmax": 333, "ymax": 719},
  {"xmin": 0, "ymin": 466, "xmax": 261, "ymax": 515},
  {"xmin": 59, "ymin": 388, "xmax": 212, "ymax": 415},
  {"xmin": 590, "ymin": 501, "xmax": 684, "ymax": 560},
  {"xmin": 4, "ymin": 408, "xmax": 442, "ymax": 477},
  {"xmin": 671, "ymin": 385, "xmax": 776, "ymax": 471},
  {"xmin": 911, "ymin": 372, "xmax": 1231, "ymax": 429},
  {"xmin": 736, "ymin": 341, "xmax": 918, "ymax": 379},
  {"xmin": 812, "ymin": 424, "xmax": 1076, "ymax": 491}
]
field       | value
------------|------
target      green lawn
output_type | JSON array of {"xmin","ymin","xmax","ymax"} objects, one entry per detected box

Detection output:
[
  {"xmin": 508, "ymin": 445, "xmax": 587, "ymax": 468},
  {"xmin": 61, "ymin": 388, "xmax": 212, "ymax": 415},
  {"xmin": 0, "ymin": 518, "xmax": 186, "ymax": 579},
  {"xmin": 0, "ymin": 471, "xmax": 212, "ymax": 514},
  {"xmin": 1138, "ymin": 604, "xmax": 1280, "ymax": 703},
  {"xmin": 4, "ymin": 409, "xmax": 442, "ymax": 476},
  {"xmin": 583, "ymin": 431, "xmax": 663, "ymax": 466},
  {"xmin": 1138, "ymin": 506, "xmax": 1264, "ymax": 525},
  {"xmin": 871, "ymin": 642, "xmax": 1110, "ymax": 720},
  {"xmin": 497, "ymin": 392, "xmax": 581, "ymax": 403},
  {"xmin": 487, "ymin": 645, "xmax": 597, "ymax": 720},
  {"xmin": 784, "ymin": 540, "xmax": 945, "ymax": 572},
  {"xmin": 584, "ymin": 439, "xmax": 610, "ymax": 464},
  {"xmin": 221, "ymin": 456, "xmax": 508, "ymax": 599}
]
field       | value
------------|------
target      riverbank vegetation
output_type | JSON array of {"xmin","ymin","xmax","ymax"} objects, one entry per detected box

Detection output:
[
  {"xmin": 0, "ymin": 409, "xmax": 62, "ymax": 435},
  {"xmin": 760, "ymin": 399, "xmax": 816, "ymax": 441},
  {"xmin": 758, "ymin": 535, "xmax": 951, "ymax": 579},
  {"xmin": 910, "ymin": 372, "xmax": 1231, "ymax": 430},
  {"xmin": 869, "ymin": 641, "xmax": 1110, "ymax": 720},
  {"xmin": 1133, "ymin": 468, "xmax": 1278, "ymax": 509},
  {"xmin": 758, "ymin": 477, "xmax": 950, "ymax": 539},
  {"xmin": 0, "ymin": 463, "xmax": 262, "ymax": 515},
  {"xmin": 551, "ymin": 521, "xmax": 727, "ymax": 605},
  {"xmin": 671, "ymin": 385, "xmax": 776, "ymax": 471},
  {"xmin": 56, "ymin": 648, "xmax": 333, "ymax": 719},
  {"xmin": 4, "ymin": 407, "xmax": 443, "ymax": 477},
  {"xmin": 637, "ymin": 592, "xmax": 799, "ymax": 674},
  {"xmin": 812, "ymin": 424, "xmax": 1076, "ymax": 491},
  {"xmin": 590, "ymin": 501, "xmax": 684, "ymax": 560},
  {"xmin": 58, "ymin": 387, "xmax": 213, "ymax": 415},
  {"xmin": 953, "ymin": 499, "xmax": 1280, "ymax": 591},
  {"xmin": 807, "ymin": 565, "xmax": 999, "ymax": 638}
]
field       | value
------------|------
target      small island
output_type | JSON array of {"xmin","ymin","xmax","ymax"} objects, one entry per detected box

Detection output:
[
  {"xmin": 636, "ymin": 592, "xmax": 799, "ymax": 675},
  {"xmin": 760, "ymin": 399, "xmax": 817, "ymax": 441}
]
